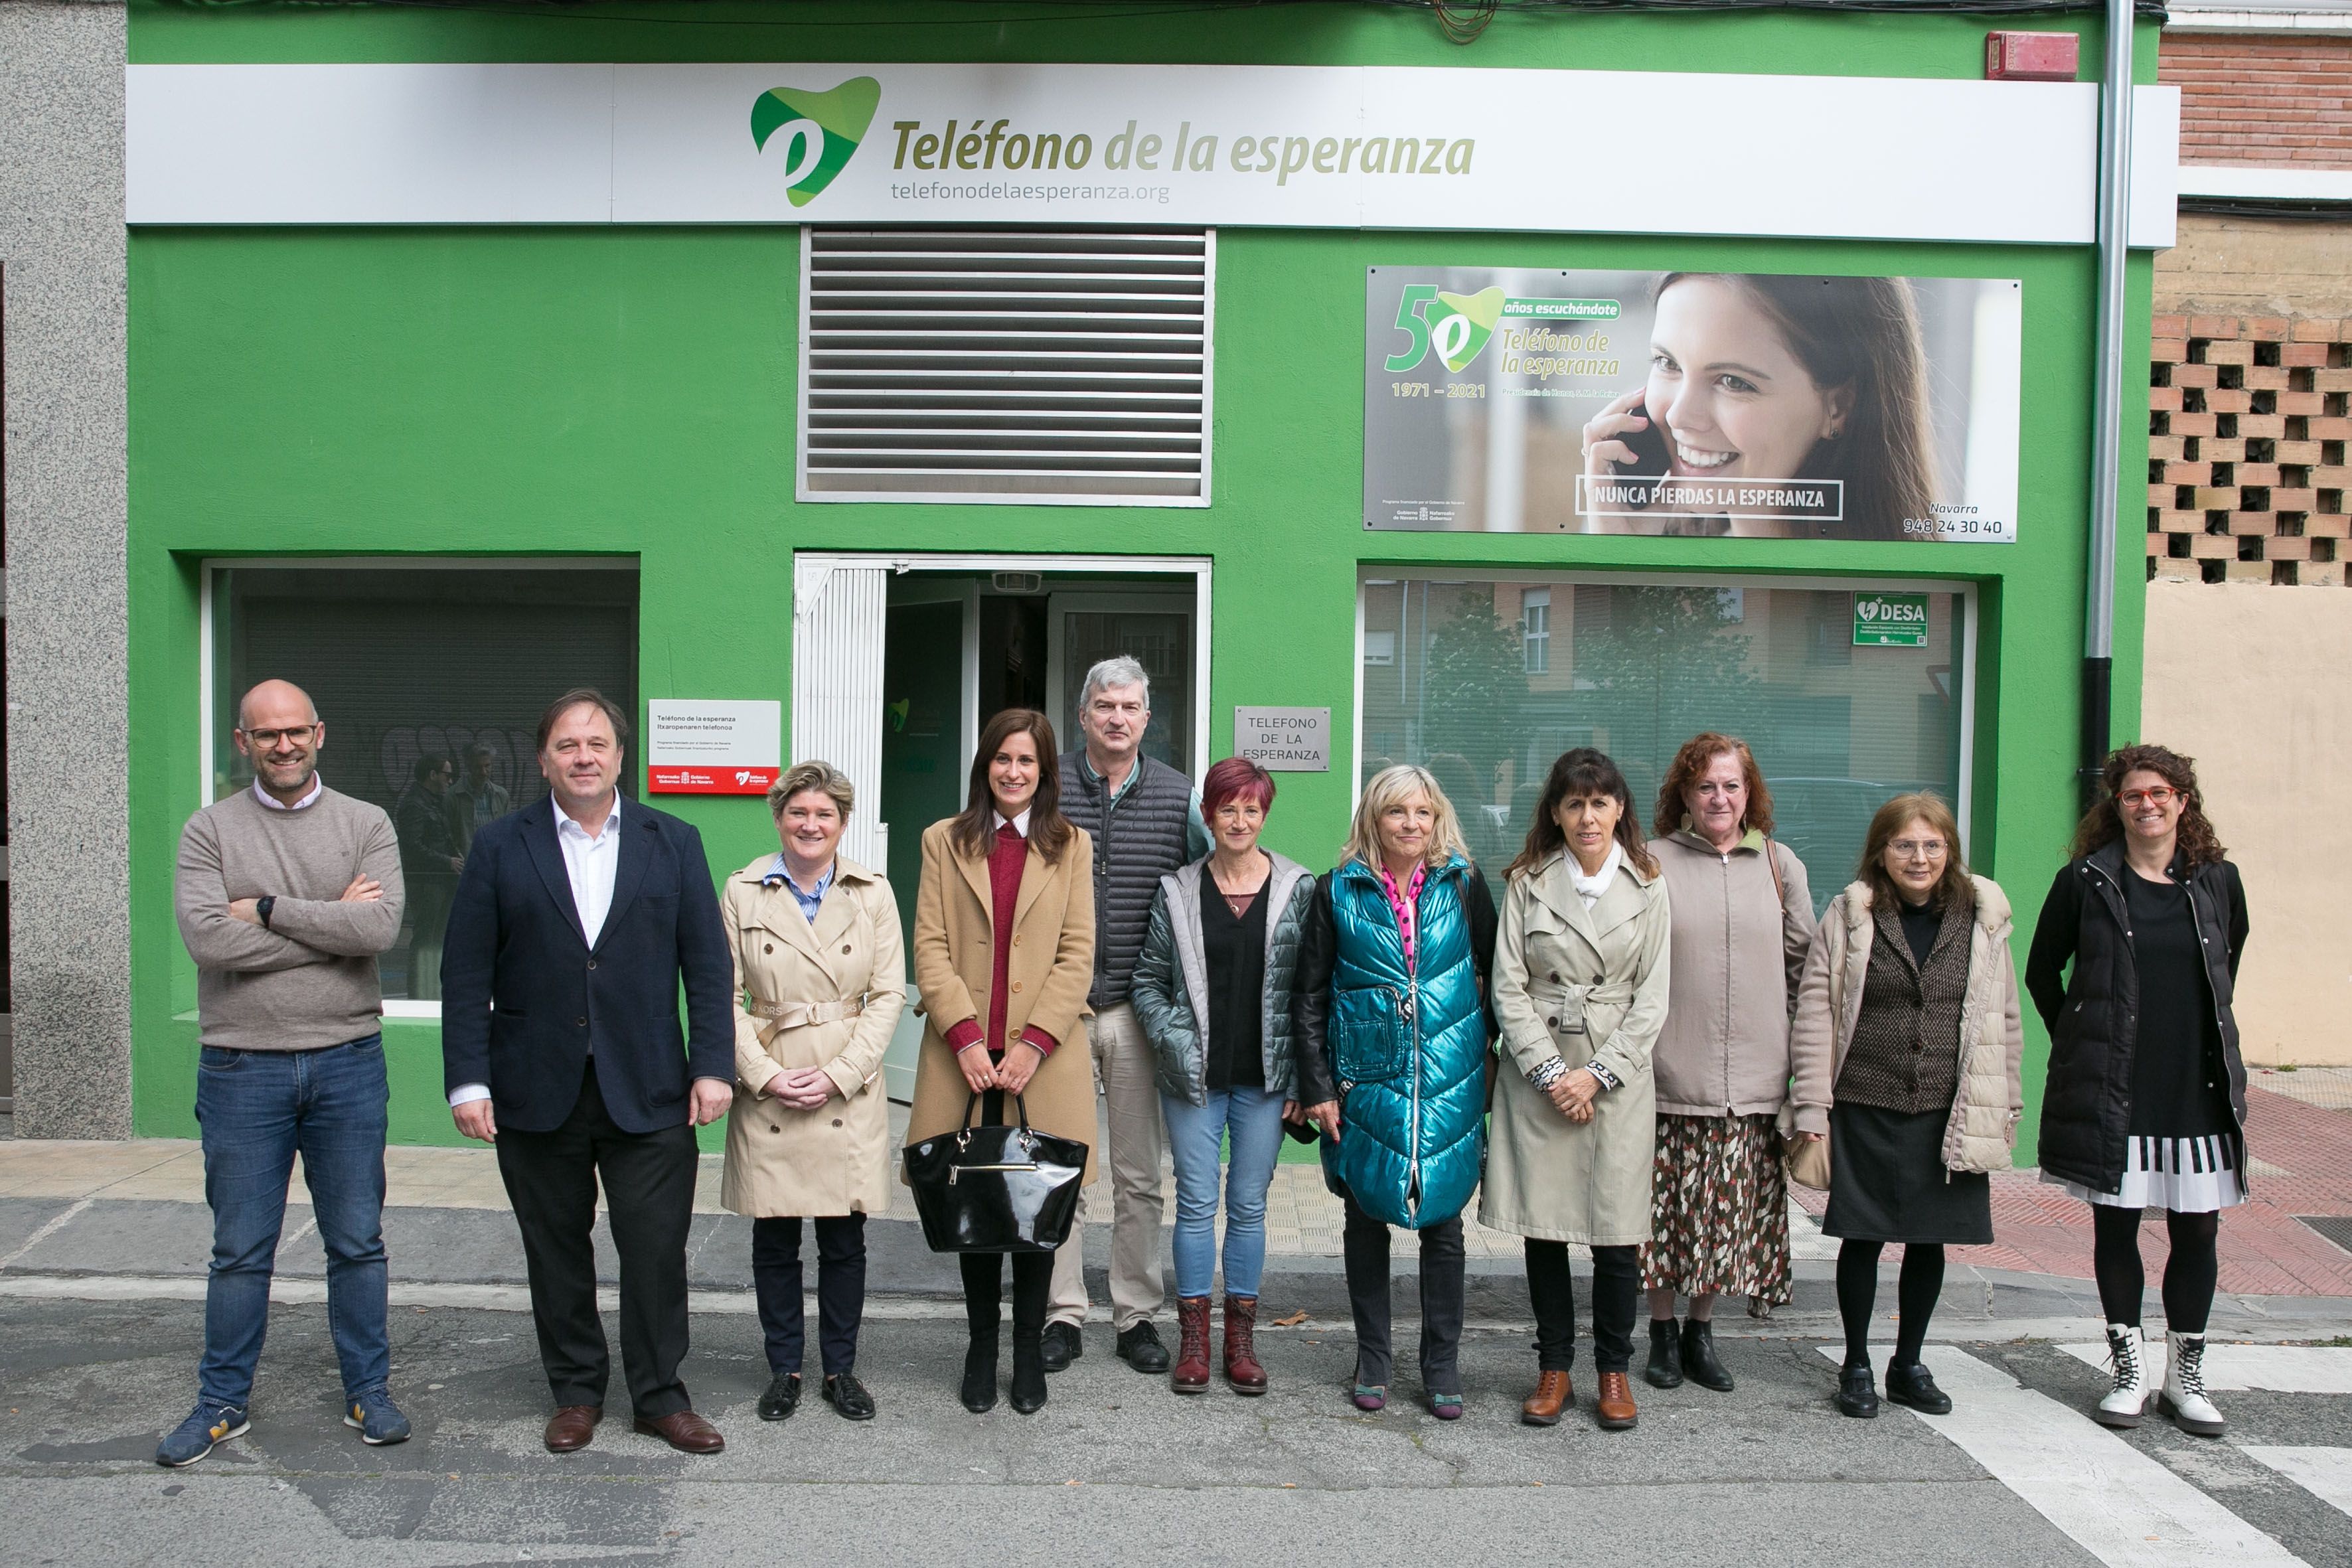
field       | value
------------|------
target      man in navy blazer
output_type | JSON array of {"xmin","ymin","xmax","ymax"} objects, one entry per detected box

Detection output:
[{"xmin": 442, "ymin": 688, "xmax": 734, "ymax": 1456}]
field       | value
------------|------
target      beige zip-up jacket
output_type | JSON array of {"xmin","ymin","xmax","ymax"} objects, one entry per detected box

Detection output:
[
  {"xmin": 1788, "ymin": 876, "xmax": 2025, "ymax": 1168},
  {"xmin": 1647, "ymin": 829, "xmax": 1814, "ymax": 1120}
]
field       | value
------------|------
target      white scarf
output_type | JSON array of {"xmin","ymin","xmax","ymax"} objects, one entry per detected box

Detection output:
[{"xmin": 1568, "ymin": 840, "xmax": 1624, "ymax": 907}]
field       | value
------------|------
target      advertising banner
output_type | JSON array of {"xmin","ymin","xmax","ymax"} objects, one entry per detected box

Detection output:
[
  {"xmin": 127, "ymin": 63, "xmax": 2179, "ymax": 248},
  {"xmin": 1364, "ymin": 268, "xmax": 2022, "ymax": 543}
]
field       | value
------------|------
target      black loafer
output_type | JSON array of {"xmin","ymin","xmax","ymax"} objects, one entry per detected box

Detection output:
[
  {"xmin": 756, "ymin": 1373, "xmax": 801, "ymax": 1422},
  {"xmin": 1884, "ymin": 1361, "xmax": 1952, "ymax": 1415},
  {"xmin": 821, "ymin": 1373, "xmax": 876, "ymax": 1421},
  {"xmin": 1117, "ymin": 1322, "xmax": 1170, "ymax": 1374},
  {"xmin": 1040, "ymin": 1322, "xmax": 1082, "ymax": 1373},
  {"xmin": 1835, "ymin": 1364, "xmax": 1879, "ymax": 1419}
]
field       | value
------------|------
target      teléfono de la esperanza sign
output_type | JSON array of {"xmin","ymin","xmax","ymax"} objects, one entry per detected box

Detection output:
[{"xmin": 128, "ymin": 62, "xmax": 2179, "ymax": 246}]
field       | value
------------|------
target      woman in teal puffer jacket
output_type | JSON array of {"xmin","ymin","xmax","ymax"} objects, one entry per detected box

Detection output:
[{"xmin": 1294, "ymin": 764, "xmax": 1498, "ymax": 1419}]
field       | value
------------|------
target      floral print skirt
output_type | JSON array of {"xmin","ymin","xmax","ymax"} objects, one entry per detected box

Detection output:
[{"xmin": 1639, "ymin": 1112, "xmax": 1791, "ymax": 1306}]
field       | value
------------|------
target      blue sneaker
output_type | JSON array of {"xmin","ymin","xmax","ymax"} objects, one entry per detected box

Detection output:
[
  {"xmin": 343, "ymin": 1388, "xmax": 412, "ymax": 1447},
  {"xmin": 156, "ymin": 1401, "xmax": 248, "ymax": 1468}
]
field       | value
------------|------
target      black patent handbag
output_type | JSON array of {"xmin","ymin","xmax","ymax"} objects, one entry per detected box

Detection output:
[{"xmin": 902, "ymin": 1092, "xmax": 1087, "ymax": 1254}]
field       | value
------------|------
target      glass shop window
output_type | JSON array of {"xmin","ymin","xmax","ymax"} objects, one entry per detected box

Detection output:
[
  {"xmin": 211, "ymin": 564, "xmax": 639, "ymax": 1004},
  {"xmin": 1358, "ymin": 576, "xmax": 1965, "ymax": 915}
]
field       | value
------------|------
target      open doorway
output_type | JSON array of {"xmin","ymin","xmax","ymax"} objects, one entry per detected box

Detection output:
[{"xmin": 792, "ymin": 554, "xmax": 1210, "ymax": 1099}]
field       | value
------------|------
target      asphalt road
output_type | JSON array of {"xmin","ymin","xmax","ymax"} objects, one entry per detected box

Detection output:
[{"xmin": 5, "ymin": 1296, "xmax": 2351, "ymax": 1568}]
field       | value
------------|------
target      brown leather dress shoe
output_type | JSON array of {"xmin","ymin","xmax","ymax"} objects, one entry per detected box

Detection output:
[
  {"xmin": 1521, "ymin": 1370, "xmax": 1573, "ymax": 1427},
  {"xmin": 544, "ymin": 1405, "xmax": 602, "ymax": 1454},
  {"xmin": 633, "ymin": 1408, "xmax": 725, "ymax": 1454},
  {"xmin": 1594, "ymin": 1371, "xmax": 1638, "ymax": 1431}
]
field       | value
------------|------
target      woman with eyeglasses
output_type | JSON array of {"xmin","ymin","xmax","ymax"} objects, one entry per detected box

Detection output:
[
  {"xmin": 1789, "ymin": 793, "xmax": 2023, "ymax": 1420},
  {"xmin": 2027, "ymin": 745, "xmax": 2250, "ymax": 1440}
]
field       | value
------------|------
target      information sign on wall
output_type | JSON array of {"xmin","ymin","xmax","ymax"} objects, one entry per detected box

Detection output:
[
  {"xmin": 647, "ymin": 699, "xmax": 782, "ymax": 794},
  {"xmin": 1852, "ymin": 592, "xmax": 1931, "ymax": 647},
  {"xmin": 1364, "ymin": 268, "xmax": 2021, "ymax": 543},
  {"xmin": 1233, "ymin": 707, "xmax": 1330, "ymax": 772}
]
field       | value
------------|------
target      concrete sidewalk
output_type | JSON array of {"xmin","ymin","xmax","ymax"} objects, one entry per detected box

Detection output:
[{"xmin": 4, "ymin": 1074, "xmax": 2350, "ymax": 1344}]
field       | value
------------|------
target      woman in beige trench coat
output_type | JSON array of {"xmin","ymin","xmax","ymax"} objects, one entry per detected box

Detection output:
[
  {"xmin": 907, "ymin": 707, "xmax": 1097, "ymax": 1417},
  {"xmin": 720, "ymin": 761, "xmax": 906, "ymax": 1426},
  {"xmin": 1481, "ymin": 749, "xmax": 1672, "ymax": 1434}
]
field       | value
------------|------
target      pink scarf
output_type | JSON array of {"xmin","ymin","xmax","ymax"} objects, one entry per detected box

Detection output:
[{"xmin": 1375, "ymin": 861, "xmax": 1427, "ymax": 977}]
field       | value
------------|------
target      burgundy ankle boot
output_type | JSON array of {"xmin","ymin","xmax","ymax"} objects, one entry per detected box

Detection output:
[
  {"xmin": 1223, "ymin": 1294, "xmax": 1268, "ymax": 1395},
  {"xmin": 1171, "ymin": 1296, "xmax": 1213, "ymax": 1393}
]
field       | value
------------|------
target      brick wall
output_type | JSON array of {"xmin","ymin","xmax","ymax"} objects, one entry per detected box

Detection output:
[
  {"xmin": 2161, "ymin": 33, "xmax": 2352, "ymax": 169},
  {"xmin": 2148, "ymin": 315, "xmax": 2351, "ymax": 586}
]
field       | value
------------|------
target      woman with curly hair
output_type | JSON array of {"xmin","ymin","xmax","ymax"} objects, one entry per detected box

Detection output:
[
  {"xmin": 2027, "ymin": 744, "xmax": 2250, "ymax": 1440},
  {"xmin": 1639, "ymin": 734, "xmax": 1814, "ymax": 1393}
]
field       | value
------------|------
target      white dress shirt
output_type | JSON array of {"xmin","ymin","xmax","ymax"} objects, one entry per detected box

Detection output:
[
  {"xmin": 252, "ymin": 775, "xmax": 324, "ymax": 811},
  {"xmin": 557, "ymin": 797, "xmax": 624, "ymax": 945},
  {"xmin": 993, "ymin": 807, "xmax": 1032, "ymax": 836},
  {"xmin": 449, "ymin": 795, "xmax": 623, "ymax": 1111}
]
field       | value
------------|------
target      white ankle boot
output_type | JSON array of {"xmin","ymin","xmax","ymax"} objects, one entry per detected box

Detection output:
[
  {"xmin": 2157, "ymin": 1330, "xmax": 2225, "ymax": 1437},
  {"xmin": 2095, "ymin": 1323, "xmax": 2146, "ymax": 1428}
]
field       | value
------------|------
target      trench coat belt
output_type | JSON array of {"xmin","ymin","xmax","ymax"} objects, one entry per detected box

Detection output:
[
  {"xmin": 1528, "ymin": 980, "xmax": 1636, "ymax": 1024},
  {"xmin": 749, "ymin": 994, "xmax": 870, "ymax": 1029}
]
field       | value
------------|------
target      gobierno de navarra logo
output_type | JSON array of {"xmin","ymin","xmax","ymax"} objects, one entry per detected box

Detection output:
[{"xmin": 751, "ymin": 77, "xmax": 882, "ymax": 206}]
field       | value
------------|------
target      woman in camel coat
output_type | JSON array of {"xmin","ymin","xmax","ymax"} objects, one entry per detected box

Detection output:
[
  {"xmin": 720, "ymin": 761, "xmax": 906, "ymax": 1425},
  {"xmin": 907, "ymin": 706, "xmax": 1097, "ymax": 1416}
]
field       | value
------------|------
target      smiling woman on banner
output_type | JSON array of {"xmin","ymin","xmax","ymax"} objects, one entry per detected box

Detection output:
[
  {"xmin": 718, "ymin": 761, "xmax": 905, "ymax": 1427},
  {"xmin": 1579, "ymin": 273, "xmax": 1935, "ymax": 540},
  {"xmin": 905, "ymin": 708, "xmax": 1096, "ymax": 1418}
]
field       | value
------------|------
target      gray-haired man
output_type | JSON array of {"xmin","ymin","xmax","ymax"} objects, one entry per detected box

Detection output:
[{"xmin": 1048, "ymin": 655, "xmax": 1210, "ymax": 1374}]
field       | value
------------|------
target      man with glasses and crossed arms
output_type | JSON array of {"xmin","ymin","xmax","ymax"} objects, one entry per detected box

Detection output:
[{"xmin": 161, "ymin": 679, "xmax": 410, "ymax": 1466}]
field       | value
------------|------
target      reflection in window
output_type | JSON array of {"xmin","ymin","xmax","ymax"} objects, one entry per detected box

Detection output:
[
  {"xmin": 213, "ymin": 565, "xmax": 639, "ymax": 1000},
  {"xmin": 1358, "ymin": 577, "xmax": 1964, "ymax": 915}
]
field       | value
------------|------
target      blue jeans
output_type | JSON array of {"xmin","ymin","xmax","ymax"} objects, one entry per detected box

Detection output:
[
  {"xmin": 1160, "ymin": 1085, "xmax": 1287, "ymax": 1300},
  {"xmin": 195, "ymin": 1036, "xmax": 391, "ymax": 1409}
]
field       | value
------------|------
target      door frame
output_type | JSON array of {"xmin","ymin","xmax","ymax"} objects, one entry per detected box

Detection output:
[
  {"xmin": 1044, "ymin": 588, "xmax": 1202, "ymax": 777},
  {"xmin": 799, "ymin": 552, "xmax": 1213, "ymax": 775}
]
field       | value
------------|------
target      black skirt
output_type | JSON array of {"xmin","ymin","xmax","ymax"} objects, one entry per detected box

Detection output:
[{"xmin": 1821, "ymin": 1102, "xmax": 1993, "ymax": 1246}]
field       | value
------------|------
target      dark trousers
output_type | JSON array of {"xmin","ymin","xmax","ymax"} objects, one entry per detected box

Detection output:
[
  {"xmin": 495, "ymin": 1061, "xmax": 698, "ymax": 1420},
  {"xmin": 1526, "ymin": 1239, "xmax": 1639, "ymax": 1374},
  {"xmin": 752, "ymin": 1214, "xmax": 868, "ymax": 1378},
  {"xmin": 1340, "ymin": 1191, "xmax": 1466, "ymax": 1391},
  {"xmin": 958, "ymin": 1085, "xmax": 1056, "ymax": 1342}
]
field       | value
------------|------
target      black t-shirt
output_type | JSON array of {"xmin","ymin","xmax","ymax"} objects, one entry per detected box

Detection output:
[
  {"xmin": 2121, "ymin": 871, "xmax": 2235, "ymax": 1139},
  {"xmin": 1897, "ymin": 897, "xmax": 1940, "ymax": 967},
  {"xmin": 1201, "ymin": 882, "xmax": 1269, "ymax": 1093}
]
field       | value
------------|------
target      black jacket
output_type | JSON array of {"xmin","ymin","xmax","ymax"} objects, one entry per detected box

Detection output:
[
  {"xmin": 439, "ymin": 794, "xmax": 734, "ymax": 1135},
  {"xmin": 2023, "ymin": 839, "xmax": 2249, "ymax": 1194},
  {"xmin": 1059, "ymin": 751, "xmax": 1196, "ymax": 1009}
]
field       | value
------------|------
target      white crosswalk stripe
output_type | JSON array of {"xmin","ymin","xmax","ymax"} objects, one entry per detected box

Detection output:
[
  {"xmin": 2242, "ymin": 1448, "xmax": 2352, "ymax": 1520},
  {"xmin": 2059, "ymin": 1341, "xmax": 2352, "ymax": 1395},
  {"xmin": 1821, "ymin": 1344, "xmax": 2315, "ymax": 1567}
]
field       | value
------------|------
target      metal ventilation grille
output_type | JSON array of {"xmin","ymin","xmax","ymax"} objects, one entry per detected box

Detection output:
[{"xmin": 801, "ymin": 227, "xmax": 1211, "ymax": 504}]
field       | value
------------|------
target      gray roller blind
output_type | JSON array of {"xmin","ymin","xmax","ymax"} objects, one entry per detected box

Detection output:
[{"xmin": 800, "ymin": 226, "xmax": 1212, "ymax": 503}]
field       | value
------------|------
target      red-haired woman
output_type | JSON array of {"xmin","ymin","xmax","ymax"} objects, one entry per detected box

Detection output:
[
  {"xmin": 906, "ymin": 710, "xmax": 1096, "ymax": 1417},
  {"xmin": 2029, "ymin": 745, "xmax": 2250, "ymax": 1439},
  {"xmin": 1131, "ymin": 757, "xmax": 1318, "ymax": 1395},
  {"xmin": 1640, "ymin": 732, "xmax": 1815, "ymax": 1393}
]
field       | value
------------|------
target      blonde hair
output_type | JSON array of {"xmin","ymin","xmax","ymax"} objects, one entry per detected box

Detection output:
[
  {"xmin": 1344, "ymin": 764, "xmax": 1473, "ymax": 872},
  {"xmin": 767, "ymin": 759, "xmax": 855, "ymax": 822}
]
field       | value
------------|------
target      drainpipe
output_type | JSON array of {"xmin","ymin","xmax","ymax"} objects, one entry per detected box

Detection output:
[{"xmin": 2081, "ymin": 0, "xmax": 2138, "ymax": 807}]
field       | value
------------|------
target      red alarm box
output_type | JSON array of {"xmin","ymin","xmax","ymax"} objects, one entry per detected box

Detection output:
[{"xmin": 1986, "ymin": 31, "xmax": 2080, "ymax": 82}]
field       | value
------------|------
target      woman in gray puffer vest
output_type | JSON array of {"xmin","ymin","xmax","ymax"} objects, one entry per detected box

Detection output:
[{"xmin": 1131, "ymin": 758, "xmax": 1317, "ymax": 1398}]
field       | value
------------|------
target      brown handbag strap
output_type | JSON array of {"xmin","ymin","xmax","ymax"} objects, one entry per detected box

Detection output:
[{"xmin": 1762, "ymin": 835, "xmax": 1785, "ymax": 906}]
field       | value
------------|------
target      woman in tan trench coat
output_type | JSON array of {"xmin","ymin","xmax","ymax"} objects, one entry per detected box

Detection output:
[
  {"xmin": 1482, "ymin": 749, "xmax": 1672, "ymax": 1434},
  {"xmin": 720, "ymin": 761, "xmax": 905, "ymax": 1426},
  {"xmin": 907, "ymin": 707, "xmax": 1097, "ymax": 1417}
]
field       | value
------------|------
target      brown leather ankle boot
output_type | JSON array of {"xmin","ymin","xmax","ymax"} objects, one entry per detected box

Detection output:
[
  {"xmin": 1171, "ymin": 1296, "xmax": 1213, "ymax": 1393},
  {"xmin": 1521, "ymin": 1370, "xmax": 1573, "ymax": 1426},
  {"xmin": 1223, "ymin": 1294, "xmax": 1267, "ymax": 1395},
  {"xmin": 1595, "ymin": 1371, "xmax": 1638, "ymax": 1430}
]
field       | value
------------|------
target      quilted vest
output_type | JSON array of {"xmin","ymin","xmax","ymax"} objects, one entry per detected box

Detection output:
[
  {"xmin": 1322, "ymin": 855, "xmax": 1488, "ymax": 1230},
  {"xmin": 1059, "ymin": 751, "xmax": 1195, "ymax": 1008}
]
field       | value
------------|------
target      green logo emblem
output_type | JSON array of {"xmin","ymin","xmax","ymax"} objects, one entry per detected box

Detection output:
[
  {"xmin": 751, "ymin": 77, "xmax": 881, "ymax": 207},
  {"xmin": 1423, "ymin": 287, "xmax": 1505, "ymax": 373}
]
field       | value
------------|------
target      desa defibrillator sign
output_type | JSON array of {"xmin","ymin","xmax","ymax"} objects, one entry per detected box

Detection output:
[{"xmin": 1851, "ymin": 593, "xmax": 1930, "ymax": 648}]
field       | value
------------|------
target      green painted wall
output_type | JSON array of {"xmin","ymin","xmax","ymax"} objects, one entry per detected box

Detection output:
[{"xmin": 127, "ymin": 1, "xmax": 2158, "ymax": 1158}]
